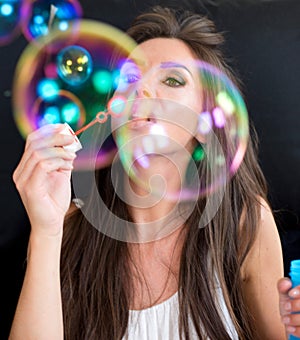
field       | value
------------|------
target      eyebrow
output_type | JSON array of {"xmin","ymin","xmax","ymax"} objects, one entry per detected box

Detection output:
[
  {"xmin": 123, "ymin": 58, "xmax": 145, "ymax": 67},
  {"xmin": 121, "ymin": 60, "xmax": 194, "ymax": 78},
  {"xmin": 160, "ymin": 61, "xmax": 193, "ymax": 77}
]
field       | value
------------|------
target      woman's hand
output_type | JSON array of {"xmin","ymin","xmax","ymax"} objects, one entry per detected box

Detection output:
[
  {"xmin": 13, "ymin": 124, "xmax": 78, "ymax": 236},
  {"xmin": 278, "ymin": 278, "xmax": 300, "ymax": 338}
]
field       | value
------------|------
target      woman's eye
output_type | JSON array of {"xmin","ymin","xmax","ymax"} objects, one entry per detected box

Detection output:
[
  {"xmin": 119, "ymin": 72, "xmax": 140, "ymax": 84},
  {"xmin": 125, "ymin": 73, "xmax": 140, "ymax": 83},
  {"xmin": 164, "ymin": 77, "xmax": 185, "ymax": 87},
  {"xmin": 115, "ymin": 73, "xmax": 140, "ymax": 91}
]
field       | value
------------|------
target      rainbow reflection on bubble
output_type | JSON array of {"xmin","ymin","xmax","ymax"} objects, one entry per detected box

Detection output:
[
  {"xmin": 13, "ymin": 19, "xmax": 139, "ymax": 169},
  {"xmin": 21, "ymin": 0, "xmax": 82, "ymax": 42},
  {"xmin": 70, "ymin": 87, "xmax": 248, "ymax": 241},
  {"xmin": 72, "ymin": 73, "xmax": 248, "ymax": 202},
  {"xmin": 71, "ymin": 57, "xmax": 249, "ymax": 202},
  {"xmin": 0, "ymin": 0, "xmax": 22, "ymax": 45},
  {"xmin": 71, "ymin": 48, "xmax": 248, "ymax": 240},
  {"xmin": 101, "ymin": 59, "xmax": 249, "ymax": 201}
]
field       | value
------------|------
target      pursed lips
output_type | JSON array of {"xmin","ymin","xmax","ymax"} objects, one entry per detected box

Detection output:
[{"xmin": 129, "ymin": 112, "xmax": 157, "ymax": 129}]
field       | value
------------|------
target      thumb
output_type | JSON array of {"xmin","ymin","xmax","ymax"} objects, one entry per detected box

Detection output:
[
  {"xmin": 278, "ymin": 277, "xmax": 292, "ymax": 295},
  {"xmin": 278, "ymin": 277, "xmax": 292, "ymax": 316}
]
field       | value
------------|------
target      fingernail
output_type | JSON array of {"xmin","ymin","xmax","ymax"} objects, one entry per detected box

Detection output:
[
  {"xmin": 285, "ymin": 302, "xmax": 292, "ymax": 311},
  {"xmin": 287, "ymin": 326, "xmax": 296, "ymax": 333},
  {"xmin": 290, "ymin": 289, "xmax": 300, "ymax": 298},
  {"xmin": 282, "ymin": 316, "xmax": 290, "ymax": 324}
]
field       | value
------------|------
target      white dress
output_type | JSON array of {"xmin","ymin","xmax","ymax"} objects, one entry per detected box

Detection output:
[{"xmin": 122, "ymin": 288, "xmax": 238, "ymax": 340}]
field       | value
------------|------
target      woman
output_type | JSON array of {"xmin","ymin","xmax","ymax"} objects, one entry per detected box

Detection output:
[{"xmin": 9, "ymin": 6, "xmax": 299, "ymax": 340}]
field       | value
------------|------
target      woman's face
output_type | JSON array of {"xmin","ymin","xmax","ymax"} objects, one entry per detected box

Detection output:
[{"xmin": 111, "ymin": 38, "xmax": 203, "ymax": 155}]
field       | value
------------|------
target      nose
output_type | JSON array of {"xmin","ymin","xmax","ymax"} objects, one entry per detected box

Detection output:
[{"xmin": 135, "ymin": 83, "xmax": 153, "ymax": 98}]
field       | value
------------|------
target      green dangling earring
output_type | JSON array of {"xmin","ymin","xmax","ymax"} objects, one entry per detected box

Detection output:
[{"xmin": 192, "ymin": 143, "xmax": 205, "ymax": 162}]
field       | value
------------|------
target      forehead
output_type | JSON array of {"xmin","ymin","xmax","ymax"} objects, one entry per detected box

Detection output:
[{"xmin": 129, "ymin": 38, "xmax": 197, "ymax": 67}]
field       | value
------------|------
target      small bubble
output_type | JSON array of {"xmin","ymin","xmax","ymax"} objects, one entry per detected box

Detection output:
[{"xmin": 57, "ymin": 45, "xmax": 93, "ymax": 87}]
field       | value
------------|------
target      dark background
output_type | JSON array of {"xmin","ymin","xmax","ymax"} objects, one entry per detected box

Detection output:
[{"xmin": 0, "ymin": 0, "xmax": 299, "ymax": 337}]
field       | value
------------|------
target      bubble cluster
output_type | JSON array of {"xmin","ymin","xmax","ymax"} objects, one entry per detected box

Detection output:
[
  {"xmin": 31, "ymin": 90, "xmax": 85, "ymax": 128},
  {"xmin": 13, "ymin": 19, "xmax": 138, "ymax": 157},
  {"xmin": 21, "ymin": 0, "xmax": 82, "ymax": 42}
]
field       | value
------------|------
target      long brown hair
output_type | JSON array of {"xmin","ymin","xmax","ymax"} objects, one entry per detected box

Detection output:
[{"xmin": 61, "ymin": 6, "xmax": 267, "ymax": 339}]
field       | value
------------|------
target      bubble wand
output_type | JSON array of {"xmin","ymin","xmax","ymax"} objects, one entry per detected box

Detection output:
[
  {"xmin": 73, "ymin": 111, "xmax": 108, "ymax": 136},
  {"xmin": 72, "ymin": 95, "xmax": 126, "ymax": 136}
]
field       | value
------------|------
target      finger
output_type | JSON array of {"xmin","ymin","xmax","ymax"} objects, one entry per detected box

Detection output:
[
  {"xmin": 24, "ymin": 158, "xmax": 73, "ymax": 192},
  {"xmin": 14, "ymin": 146, "xmax": 76, "ymax": 185},
  {"xmin": 289, "ymin": 293, "xmax": 300, "ymax": 314},
  {"xmin": 26, "ymin": 132, "xmax": 76, "ymax": 154},
  {"xmin": 16, "ymin": 126, "xmax": 75, "ymax": 170},
  {"xmin": 286, "ymin": 326, "xmax": 300, "ymax": 338},
  {"xmin": 24, "ymin": 124, "xmax": 65, "ymax": 150},
  {"xmin": 14, "ymin": 132, "xmax": 76, "ymax": 181},
  {"xmin": 278, "ymin": 278, "xmax": 293, "ymax": 316},
  {"xmin": 285, "ymin": 311, "xmax": 300, "ymax": 326},
  {"xmin": 289, "ymin": 286, "xmax": 300, "ymax": 299},
  {"xmin": 14, "ymin": 152, "xmax": 73, "ymax": 194},
  {"xmin": 15, "ymin": 154, "xmax": 75, "ymax": 190},
  {"xmin": 278, "ymin": 277, "xmax": 292, "ymax": 294},
  {"xmin": 19, "ymin": 158, "xmax": 72, "ymax": 213}
]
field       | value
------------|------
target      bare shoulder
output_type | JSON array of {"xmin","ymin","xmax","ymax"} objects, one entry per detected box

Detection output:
[
  {"xmin": 259, "ymin": 197, "xmax": 276, "ymax": 223},
  {"xmin": 256, "ymin": 197, "xmax": 281, "ymax": 249},
  {"xmin": 240, "ymin": 201, "xmax": 286, "ymax": 338},
  {"xmin": 256, "ymin": 197, "xmax": 280, "ymax": 243},
  {"xmin": 242, "ymin": 197, "xmax": 283, "ymax": 280}
]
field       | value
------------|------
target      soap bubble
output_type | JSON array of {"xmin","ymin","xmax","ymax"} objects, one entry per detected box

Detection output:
[
  {"xmin": 0, "ymin": 0, "xmax": 22, "ymax": 45},
  {"xmin": 21, "ymin": 0, "xmax": 82, "ymax": 42},
  {"xmin": 106, "ymin": 60, "xmax": 249, "ymax": 200},
  {"xmin": 32, "ymin": 90, "xmax": 85, "ymax": 130},
  {"xmin": 70, "ymin": 59, "xmax": 249, "ymax": 242},
  {"xmin": 57, "ymin": 45, "xmax": 93, "ymax": 86}
]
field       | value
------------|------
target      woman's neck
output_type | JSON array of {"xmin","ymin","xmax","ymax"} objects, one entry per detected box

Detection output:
[{"xmin": 124, "ymin": 153, "xmax": 194, "ymax": 242}]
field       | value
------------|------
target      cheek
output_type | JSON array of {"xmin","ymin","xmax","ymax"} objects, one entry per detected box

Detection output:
[
  {"xmin": 162, "ymin": 88, "xmax": 202, "ymax": 114},
  {"xmin": 186, "ymin": 90, "xmax": 203, "ymax": 114},
  {"xmin": 157, "ymin": 97, "xmax": 199, "ymax": 138},
  {"xmin": 162, "ymin": 122, "xmax": 195, "ymax": 149}
]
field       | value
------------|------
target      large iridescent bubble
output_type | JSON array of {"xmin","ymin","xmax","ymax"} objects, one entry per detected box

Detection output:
[
  {"xmin": 20, "ymin": 0, "xmax": 82, "ymax": 42},
  {"xmin": 13, "ymin": 19, "xmax": 139, "ymax": 170},
  {"xmin": 70, "ymin": 59, "xmax": 249, "ymax": 242},
  {"xmin": 0, "ymin": 0, "xmax": 22, "ymax": 45},
  {"xmin": 108, "ymin": 60, "xmax": 249, "ymax": 201}
]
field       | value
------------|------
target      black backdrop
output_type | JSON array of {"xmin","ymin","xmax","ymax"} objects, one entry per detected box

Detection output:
[{"xmin": 0, "ymin": 0, "xmax": 299, "ymax": 337}]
